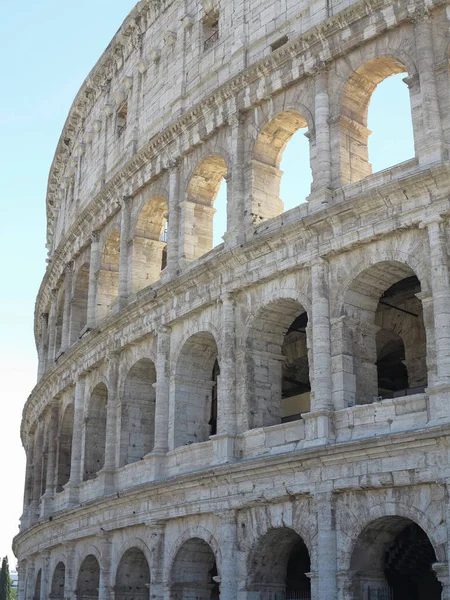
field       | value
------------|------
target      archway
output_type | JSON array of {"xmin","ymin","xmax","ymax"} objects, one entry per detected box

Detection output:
[
  {"xmin": 350, "ymin": 517, "xmax": 441, "ymax": 600},
  {"xmin": 251, "ymin": 110, "xmax": 311, "ymax": 224},
  {"xmin": 173, "ymin": 332, "xmax": 219, "ymax": 448},
  {"xmin": 184, "ymin": 155, "xmax": 228, "ymax": 260},
  {"xmin": 247, "ymin": 527, "xmax": 311, "ymax": 599},
  {"xmin": 33, "ymin": 569, "xmax": 41, "ymax": 600},
  {"xmin": 132, "ymin": 195, "xmax": 168, "ymax": 292},
  {"xmin": 56, "ymin": 404, "xmax": 73, "ymax": 491},
  {"xmin": 247, "ymin": 299, "xmax": 311, "ymax": 429},
  {"xmin": 83, "ymin": 383, "xmax": 108, "ymax": 480},
  {"xmin": 76, "ymin": 555, "xmax": 100, "ymax": 600},
  {"xmin": 54, "ymin": 289, "xmax": 65, "ymax": 356},
  {"xmin": 70, "ymin": 263, "xmax": 89, "ymax": 344},
  {"xmin": 340, "ymin": 262, "xmax": 427, "ymax": 405},
  {"xmin": 339, "ymin": 56, "xmax": 415, "ymax": 184},
  {"xmin": 115, "ymin": 547, "xmax": 150, "ymax": 600},
  {"xmin": 50, "ymin": 562, "xmax": 65, "ymax": 600},
  {"xmin": 120, "ymin": 358, "xmax": 156, "ymax": 467},
  {"xmin": 170, "ymin": 538, "xmax": 220, "ymax": 599},
  {"xmin": 96, "ymin": 231, "xmax": 120, "ymax": 322}
]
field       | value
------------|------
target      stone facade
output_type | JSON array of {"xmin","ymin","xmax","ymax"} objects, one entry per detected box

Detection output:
[{"xmin": 13, "ymin": 0, "xmax": 450, "ymax": 598}]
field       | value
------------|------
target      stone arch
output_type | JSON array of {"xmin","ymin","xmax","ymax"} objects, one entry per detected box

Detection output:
[
  {"xmin": 33, "ymin": 569, "xmax": 41, "ymax": 600},
  {"xmin": 335, "ymin": 260, "xmax": 428, "ymax": 405},
  {"xmin": 250, "ymin": 108, "xmax": 312, "ymax": 224},
  {"xmin": 96, "ymin": 230, "xmax": 120, "ymax": 322},
  {"xmin": 169, "ymin": 537, "xmax": 220, "ymax": 600},
  {"xmin": 70, "ymin": 262, "xmax": 89, "ymax": 344},
  {"xmin": 76, "ymin": 554, "xmax": 100, "ymax": 600},
  {"xmin": 337, "ymin": 54, "xmax": 416, "ymax": 184},
  {"xmin": 115, "ymin": 547, "xmax": 150, "ymax": 600},
  {"xmin": 183, "ymin": 154, "xmax": 228, "ymax": 260},
  {"xmin": 165, "ymin": 526, "xmax": 222, "ymax": 582},
  {"xmin": 245, "ymin": 296, "xmax": 311, "ymax": 429},
  {"xmin": 83, "ymin": 382, "xmax": 108, "ymax": 480},
  {"xmin": 56, "ymin": 403, "xmax": 74, "ymax": 491},
  {"xmin": 114, "ymin": 537, "xmax": 152, "ymax": 574},
  {"xmin": 172, "ymin": 331, "xmax": 220, "ymax": 448},
  {"xmin": 50, "ymin": 561, "xmax": 66, "ymax": 599},
  {"xmin": 119, "ymin": 357, "xmax": 156, "ymax": 467},
  {"xmin": 131, "ymin": 195, "xmax": 168, "ymax": 293},
  {"xmin": 246, "ymin": 527, "xmax": 311, "ymax": 597}
]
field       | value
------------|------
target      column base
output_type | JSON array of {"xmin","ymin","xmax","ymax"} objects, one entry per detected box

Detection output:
[
  {"xmin": 63, "ymin": 481, "xmax": 80, "ymax": 507},
  {"xmin": 145, "ymin": 450, "xmax": 167, "ymax": 480},
  {"xmin": 211, "ymin": 434, "xmax": 236, "ymax": 464},
  {"xmin": 302, "ymin": 409, "xmax": 335, "ymax": 445},
  {"xmin": 39, "ymin": 493, "xmax": 54, "ymax": 518},
  {"xmin": 427, "ymin": 384, "xmax": 450, "ymax": 422},
  {"xmin": 307, "ymin": 187, "xmax": 333, "ymax": 212},
  {"xmin": 98, "ymin": 469, "xmax": 116, "ymax": 495}
]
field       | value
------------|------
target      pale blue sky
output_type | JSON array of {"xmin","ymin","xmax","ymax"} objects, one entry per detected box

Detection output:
[{"xmin": 0, "ymin": 1, "xmax": 414, "ymax": 565}]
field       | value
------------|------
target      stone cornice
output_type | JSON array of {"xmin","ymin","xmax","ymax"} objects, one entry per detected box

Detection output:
[{"xmin": 38, "ymin": 0, "xmax": 444, "ymax": 343}]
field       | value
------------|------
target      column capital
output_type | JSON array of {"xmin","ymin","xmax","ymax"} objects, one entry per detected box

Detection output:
[
  {"xmin": 419, "ymin": 215, "xmax": 444, "ymax": 229},
  {"xmin": 158, "ymin": 324, "xmax": 172, "ymax": 336},
  {"xmin": 90, "ymin": 230, "xmax": 100, "ymax": 244},
  {"xmin": 64, "ymin": 260, "xmax": 74, "ymax": 274},
  {"xmin": 219, "ymin": 509, "xmax": 237, "ymax": 524},
  {"xmin": 121, "ymin": 194, "xmax": 133, "ymax": 208},
  {"xmin": 168, "ymin": 157, "xmax": 180, "ymax": 173},
  {"xmin": 220, "ymin": 290, "xmax": 236, "ymax": 305},
  {"xmin": 40, "ymin": 312, "xmax": 49, "ymax": 323},
  {"xmin": 228, "ymin": 111, "xmax": 245, "ymax": 129},
  {"xmin": 310, "ymin": 256, "xmax": 329, "ymax": 269}
]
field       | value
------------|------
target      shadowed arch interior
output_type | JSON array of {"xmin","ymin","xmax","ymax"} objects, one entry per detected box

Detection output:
[
  {"xmin": 171, "ymin": 537, "xmax": 219, "ymax": 600},
  {"xmin": 50, "ymin": 562, "xmax": 66, "ymax": 600},
  {"xmin": 57, "ymin": 404, "xmax": 74, "ymax": 491},
  {"xmin": 76, "ymin": 554, "xmax": 100, "ymax": 600},
  {"xmin": 84, "ymin": 383, "xmax": 108, "ymax": 480},
  {"xmin": 120, "ymin": 358, "xmax": 156, "ymax": 467},
  {"xmin": 115, "ymin": 547, "xmax": 150, "ymax": 600},
  {"xmin": 70, "ymin": 263, "xmax": 89, "ymax": 343},
  {"xmin": 97, "ymin": 231, "xmax": 120, "ymax": 322},
  {"xmin": 33, "ymin": 569, "xmax": 41, "ymax": 600},
  {"xmin": 173, "ymin": 332, "xmax": 219, "ymax": 448}
]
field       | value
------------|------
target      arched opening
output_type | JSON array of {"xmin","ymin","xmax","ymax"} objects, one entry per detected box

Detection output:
[
  {"xmin": 173, "ymin": 332, "xmax": 219, "ymax": 448},
  {"xmin": 350, "ymin": 517, "xmax": 441, "ymax": 600},
  {"xmin": 50, "ymin": 562, "xmax": 65, "ymax": 600},
  {"xmin": 33, "ymin": 569, "xmax": 41, "ymax": 600},
  {"xmin": 70, "ymin": 263, "xmax": 89, "ymax": 344},
  {"xmin": 96, "ymin": 231, "xmax": 120, "ymax": 322},
  {"xmin": 339, "ymin": 56, "xmax": 414, "ymax": 184},
  {"xmin": 83, "ymin": 383, "xmax": 108, "ymax": 481},
  {"xmin": 56, "ymin": 404, "xmax": 74, "ymax": 491},
  {"xmin": 251, "ymin": 110, "xmax": 311, "ymax": 224},
  {"xmin": 341, "ymin": 263, "xmax": 427, "ymax": 405},
  {"xmin": 184, "ymin": 155, "xmax": 227, "ymax": 260},
  {"xmin": 54, "ymin": 289, "xmax": 65, "ymax": 356},
  {"xmin": 132, "ymin": 195, "xmax": 168, "ymax": 293},
  {"xmin": 120, "ymin": 358, "xmax": 156, "ymax": 467},
  {"xmin": 247, "ymin": 299, "xmax": 311, "ymax": 429},
  {"xmin": 115, "ymin": 548, "xmax": 150, "ymax": 600},
  {"xmin": 41, "ymin": 425, "xmax": 49, "ymax": 498},
  {"xmin": 170, "ymin": 538, "xmax": 219, "ymax": 599},
  {"xmin": 247, "ymin": 527, "xmax": 311, "ymax": 599},
  {"xmin": 76, "ymin": 555, "xmax": 100, "ymax": 600}
]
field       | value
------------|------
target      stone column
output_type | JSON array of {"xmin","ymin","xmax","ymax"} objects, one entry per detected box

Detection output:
[
  {"xmin": 219, "ymin": 511, "xmax": 237, "ymax": 600},
  {"xmin": 20, "ymin": 430, "xmax": 35, "ymax": 530},
  {"xmin": 40, "ymin": 401, "xmax": 59, "ymax": 517},
  {"xmin": 118, "ymin": 196, "xmax": 132, "ymax": 307},
  {"xmin": 311, "ymin": 69, "xmax": 332, "ymax": 199},
  {"xmin": 66, "ymin": 376, "xmax": 86, "ymax": 504},
  {"xmin": 47, "ymin": 291, "xmax": 57, "ymax": 363},
  {"xmin": 60, "ymin": 261, "xmax": 74, "ymax": 353},
  {"xmin": 30, "ymin": 422, "xmax": 44, "ymax": 523},
  {"xmin": 87, "ymin": 231, "xmax": 101, "ymax": 329},
  {"xmin": 24, "ymin": 557, "xmax": 35, "ymax": 600},
  {"xmin": 415, "ymin": 11, "xmax": 443, "ymax": 165},
  {"xmin": 40, "ymin": 551, "xmax": 51, "ymax": 600},
  {"xmin": 37, "ymin": 313, "xmax": 49, "ymax": 380},
  {"xmin": 163, "ymin": 161, "xmax": 180, "ymax": 279},
  {"xmin": 102, "ymin": 352, "xmax": 120, "ymax": 493},
  {"xmin": 305, "ymin": 259, "xmax": 333, "ymax": 442},
  {"xmin": 98, "ymin": 532, "xmax": 113, "ymax": 600},
  {"xmin": 153, "ymin": 326, "xmax": 171, "ymax": 453},
  {"xmin": 315, "ymin": 491, "xmax": 337, "ymax": 600},
  {"xmin": 17, "ymin": 560, "xmax": 27, "ymax": 600},
  {"xmin": 147, "ymin": 520, "xmax": 166, "ymax": 599},
  {"xmin": 64, "ymin": 544, "xmax": 77, "ymax": 600},
  {"xmin": 226, "ymin": 113, "xmax": 246, "ymax": 247}
]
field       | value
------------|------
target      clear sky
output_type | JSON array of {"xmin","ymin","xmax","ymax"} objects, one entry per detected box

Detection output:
[{"xmin": 0, "ymin": 1, "xmax": 414, "ymax": 567}]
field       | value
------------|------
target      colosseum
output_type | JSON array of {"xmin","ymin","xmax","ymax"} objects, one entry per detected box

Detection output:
[{"xmin": 12, "ymin": 0, "xmax": 450, "ymax": 597}]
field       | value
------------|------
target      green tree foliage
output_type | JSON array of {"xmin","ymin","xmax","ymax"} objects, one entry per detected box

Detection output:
[{"xmin": 0, "ymin": 556, "xmax": 11, "ymax": 600}]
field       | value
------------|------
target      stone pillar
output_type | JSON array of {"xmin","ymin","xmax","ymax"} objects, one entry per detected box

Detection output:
[
  {"xmin": 336, "ymin": 570, "xmax": 355, "ymax": 600},
  {"xmin": 147, "ymin": 520, "xmax": 166, "ymax": 600},
  {"xmin": 306, "ymin": 259, "xmax": 333, "ymax": 442},
  {"xmin": 219, "ymin": 511, "xmax": 237, "ymax": 600},
  {"xmin": 118, "ymin": 196, "xmax": 132, "ymax": 306},
  {"xmin": 64, "ymin": 544, "xmax": 77, "ymax": 600},
  {"xmin": 30, "ymin": 422, "xmax": 44, "ymax": 522},
  {"xmin": 20, "ymin": 431, "xmax": 35, "ymax": 530},
  {"xmin": 226, "ymin": 113, "xmax": 246, "ymax": 247},
  {"xmin": 40, "ymin": 401, "xmax": 59, "ymax": 517},
  {"xmin": 60, "ymin": 261, "xmax": 74, "ymax": 353},
  {"xmin": 66, "ymin": 376, "xmax": 85, "ymax": 504},
  {"xmin": 433, "ymin": 563, "xmax": 450, "ymax": 600},
  {"xmin": 17, "ymin": 560, "xmax": 27, "ymax": 600},
  {"xmin": 24, "ymin": 557, "xmax": 35, "ymax": 600},
  {"xmin": 102, "ymin": 352, "xmax": 120, "ymax": 493},
  {"xmin": 98, "ymin": 532, "xmax": 113, "ymax": 600},
  {"xmin": 311, "ymin": 69, "xmax": 332, "ymax": 200},
  {"xmin": 153, "ymin": 327, "xmax": 171, "ymax": 453},
  {"xmin": 47, "ymin": 291, "xmax": 57, "ymax": 363},
  {"xmin": 415, "ymin": 11, "xmax": 443, "ymax": 165},
  {"xmin": 40, "ymin": 551, "xmax": 51, "ymax": 600},
  {"xmin": 37, "ymin": 313, "xmax": 49, "ymax": 380},
  {"xmin": 163, "ymin": 161, "xmax": 180, "ymax": 279},
  {"xmin": 87, "ymin": 231, "xmax": 101, "ymax": 329},
  {"xmin": 315, "ymin": 491, "xmax": 337, "ymax": 600}
]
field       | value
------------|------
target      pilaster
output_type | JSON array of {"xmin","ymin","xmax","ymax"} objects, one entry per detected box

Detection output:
[
  {"xmin": 87, "ymin": 231, "xmax": 101, "ymax": 329},
  {"xmin": 118, "ymin": 196, "xmax": 133, "ymax": 306}
]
